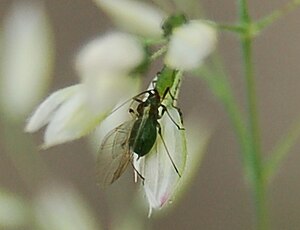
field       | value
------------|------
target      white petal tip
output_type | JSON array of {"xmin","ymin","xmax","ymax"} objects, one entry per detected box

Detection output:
[
  {"xmin": 24, "ymin": 125, "xmax": 33, "ymax": 133},
  {"xmin": 39, "ymin": 144, "xmax": 50, "ymax": 150},
  {"xmin": 24, "ymin": 119, "xmax": 39, "ymax": 133}
]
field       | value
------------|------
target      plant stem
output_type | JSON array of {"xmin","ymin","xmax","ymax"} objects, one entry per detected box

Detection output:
[
  {"xmin": 242, "ymin": 34, "xmax": 268, "ymax": 230},
  {"xmin": 150, "ymin": 46, "xmax": 167, "ymax": 61},
  {"xmin": 238, "ymin": 1, "xmax": 268, "ymax": 229},
  {"xmin": 216, "ymin": 23, "xmax": 245, "ymax": 33},
  {"xmin": 256, "ymin": 0, "xmax": 300, "ymax": 32},
  {"xmin": 238, "ymin": 0, "xmax": 250, "ymax": 24},
  {"xmin": 265, "ymin": 117, "xmax": 300, "ymax": 183},
  {"xmin": 241, "ymin": 37, "xmax": 261, "ymax": 160}
]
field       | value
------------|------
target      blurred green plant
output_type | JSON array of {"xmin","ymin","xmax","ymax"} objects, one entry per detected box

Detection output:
[
  {"xmin": 0, "ymin": 190, "xmax": 29, "ymax": 228},
  {"xmin": 193, "ymin": 1, "xmax": 300, "ymax": 229}
]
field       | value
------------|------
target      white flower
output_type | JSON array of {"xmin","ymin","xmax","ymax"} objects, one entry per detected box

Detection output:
[
  {"xmin": 25, "ymin": 85, "xmax": 81, "ymax": 133},
  {"xmin": 76, "ymin": 32, "xmax": 144, "ymax": 77},
  {"xmin": 25, "ymin": 85, "xmax": 98, "ymax": 147},
  {"xmin": 0, "ymin": 1, "xmax": 53, "ymax": 121},
  {"xmin": 164, "ymin": 20, "xmax": 217, "ymax": 71},
  {"xmin": 76, "ymin": 32, "xmax": 143, "ymax": 114},
  {"xmin": 26, "ymin": 32, "xmax": 142, "ymax": 148},
  {"xmin": 94, "ymin": 0, "xmax": 166, "ymax": 39},
  {"xmin": 133, "ymin": 102, "xmax": 187, "ymax": 216}
]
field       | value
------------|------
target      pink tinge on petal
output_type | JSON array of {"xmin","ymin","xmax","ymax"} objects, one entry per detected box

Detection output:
[{"xmin": 160, "ymin": 192, "xmax": 170, "ymax": 207}]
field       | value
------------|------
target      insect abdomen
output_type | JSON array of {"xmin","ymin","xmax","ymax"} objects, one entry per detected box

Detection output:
[{"xmin": 129, "ymin": 118, "xmax": 157, "ymax": 157}]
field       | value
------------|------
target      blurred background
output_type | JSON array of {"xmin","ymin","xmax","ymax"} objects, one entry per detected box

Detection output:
[{"xmin": 1, "ymin": 0, "xmax": 300, "ymax": 229}]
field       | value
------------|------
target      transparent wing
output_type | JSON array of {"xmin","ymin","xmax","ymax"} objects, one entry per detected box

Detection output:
[{"xmin": 96, "ymin": 120, "xmax": 135, "ymax": 187}]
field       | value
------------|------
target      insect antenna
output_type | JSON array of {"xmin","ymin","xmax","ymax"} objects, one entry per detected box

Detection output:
[{"xmin": 106, "ymin": 89, "xmax": 154, "ymax": 117}]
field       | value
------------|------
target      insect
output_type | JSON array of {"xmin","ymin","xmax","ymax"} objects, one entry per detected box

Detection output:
[{"xmin": 97, "ymin": 78, "xmax": 183, "ymax": 187}]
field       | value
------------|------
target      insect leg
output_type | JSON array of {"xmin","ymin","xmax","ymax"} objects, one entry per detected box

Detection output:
[
  {"xmin": 157, "ymin": 122, "xmax": 181, "ymax": 177},
  {"xmin": 160, "ymin": 104, "xmax": 185, "ymax": 130},
  {"xmin": 160, "ymin": 84, "xmax": 184, "ymax": 126},
  {"xmin": 129, "ymin": 108, "xmax": 139, "ymax": 118},
  {"xmin": 161, "ymin": 87, "xmax": 170, "ymax": 100},
  {"xmin": 166, "ymin": 90, "xmax": 184, "ymax": 124},
  {"xmin": 130, "ymin": 159, "xmax": 145, "ymax": 185}
]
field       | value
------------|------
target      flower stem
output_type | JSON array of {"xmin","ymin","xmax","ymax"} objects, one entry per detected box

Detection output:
[
  {"xmin": 256, "ymin": 0, "xmax": 300, "ymax": 32},
  {"xmin": 238, "ymin": 1, "xmax": 268, "ymax": 229},
  {"xmin": 265, "ymin": 117, "xmax": 300, "ymax": 183},
  {"xmin": 150, "ymin": 46, "xmax": 167, "ymax": 61},
  {"xmin": 238, "ymin": 0, "xmax": 250, "ymax": 24},
  {"xmin": 242, "ymin": 33, "xmax": 268, "ymax": 230},
  {"xmin": 216, "ymin": 23, "xmax": 245, "ymax": 33},
  {"xmin": 241, "ymin": 37, "xmax": 261, "ymax": 160}
]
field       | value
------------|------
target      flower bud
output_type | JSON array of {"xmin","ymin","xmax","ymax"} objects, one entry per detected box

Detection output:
[
  {"xmin": 94, "ymin": 0, "xmax": 165, "ymax": 39},
  {"xmin": 75, "ymin": 32, "xmax": 144, "ymax": 77},
  {"xmin": 164, "ymin": 20, "xmax": 217, "ymax": 71}
]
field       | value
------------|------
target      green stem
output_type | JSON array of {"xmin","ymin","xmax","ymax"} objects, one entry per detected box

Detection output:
[
  {"xmin": 198, "ymin": 53, "xmax": 266, "ymax": 230},
  {"xmin": 238, "ymin": 0, "xmax": 250, "ymax": 24},
  {"xmin": 150, "ymin": 46, "xmax": 167, "ymax": 62},
  {"xmin": 256, "ymin": 0, "xmax": 300, "ymax": 32},
  {"xmin": 265, "ymin": 118, "xmax": 300, "ymax": 183},
  {"xmin": 238, "ymin": 4, "xmax": 268, "ymax": 229},
  {"xmin": 241, "ymin": 37, "xmax": 261, "ymax": 161},
  {"xmin": 216, "ymin": 23, "xmax": 245, "ymax": 33}
]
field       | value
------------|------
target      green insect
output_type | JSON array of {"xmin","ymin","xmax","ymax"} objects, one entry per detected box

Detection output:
[{"xmin": 97, "ymin": 87, "xmax": 183, "ymax": 187}]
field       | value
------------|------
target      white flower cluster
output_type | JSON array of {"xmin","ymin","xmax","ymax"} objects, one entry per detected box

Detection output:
[
  {"xmin": 25, "ymin": 32, "xmax": 142, "ymax": 148},
  {"xmin": 26, "ymin": 0, "xmax": 217, "ymax": 214}
]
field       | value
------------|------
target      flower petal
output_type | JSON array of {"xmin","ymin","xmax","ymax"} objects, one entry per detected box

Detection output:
[
  {"xmin": 89, "ymin": 82, "xmax": 140, "ymax": 154},
  {"xmin": 94, "ymin": 0, "xmax": 165, "ymax": 39},
  {"xmin": 43, "ymin": 90, "xmax": 103, "ymax": 148},
  {"xmin": 25, "ymin": 85, "xmax": 81, "ymax": 133},
  {"xmin": 82, "ymin": 71, "xmax": 139, "ymax": 114},
  {"xmin": 134, "ymin": 107, "xmax": 187, "ymax": 215},
  {"xmin": 76, "ymin": 32, "xmax": 144, "ymax": 78},
  {"xmin": 164, "ymin": 20, "xmax": 217, "ymax": 71}
]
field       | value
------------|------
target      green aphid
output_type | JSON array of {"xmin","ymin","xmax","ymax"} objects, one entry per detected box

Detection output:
[{"xmin": 97, "ymin": 85, "xmax": 183, "ymax": 187}]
